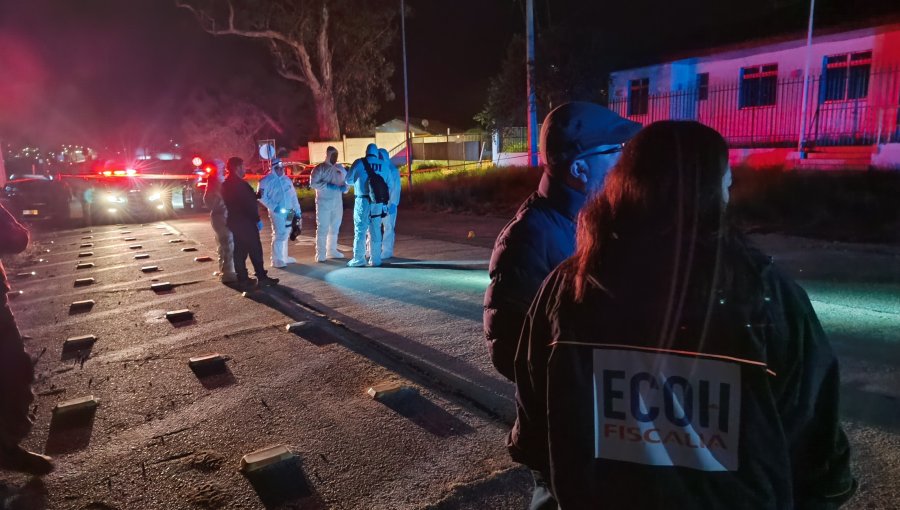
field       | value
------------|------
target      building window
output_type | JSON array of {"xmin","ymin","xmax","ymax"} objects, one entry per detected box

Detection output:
[
  {"xmin": 739, "ymin": 64, "xmax": 778, "ymax": 108},
  {"xmin": 820, "ymin": 51, "xmax": 871, "ymax": 102},
  {"xmin": 628, "ymin": 78, "xmax": 649, "ymax": 115},
  {"xmin": 697, "ymin": 73, "xmax": 709, "ymax": 101}
]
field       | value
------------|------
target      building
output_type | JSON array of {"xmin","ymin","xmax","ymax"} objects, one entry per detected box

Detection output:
[{"xmin": 608, "ymin": 23, "xmax": 900, "ymax": 169}]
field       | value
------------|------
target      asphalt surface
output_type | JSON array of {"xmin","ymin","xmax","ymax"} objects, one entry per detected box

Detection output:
[
  {"xmin": 1, "ymin": 217, "xmax": 531, "ymax": 509},
  {"xmin": 3, "ymin": 207, "xmax": 899, "ymax": 509}
]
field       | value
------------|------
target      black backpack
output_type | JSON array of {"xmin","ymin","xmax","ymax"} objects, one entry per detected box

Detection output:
[{"xmin": 361, "ymin": 158, "xmax": 390, "ymax": 206}]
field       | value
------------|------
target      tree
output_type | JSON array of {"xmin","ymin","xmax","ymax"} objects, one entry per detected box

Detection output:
[
  {"xmin": 475, "ymin": 30, "xmax": 610, "ymax": 130},
  {"xmin": 180, "ymin": 87, "xmax": 283, "ymax": 162},
  {"xmin": 176, "ymin": 0, "xmax": 397, "ymax": 140}
]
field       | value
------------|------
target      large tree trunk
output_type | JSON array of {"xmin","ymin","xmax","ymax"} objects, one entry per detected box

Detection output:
[{"xmin": 313, "ymin": 89, "xmax": 341, "ymax": 141}]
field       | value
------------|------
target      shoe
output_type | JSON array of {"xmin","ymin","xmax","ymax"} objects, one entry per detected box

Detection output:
[
  {"xmin": 221, "ymin": 273, "xmax": 238, "ymax": 284},
  {"xmin": 284, "ymin": 256, "xmax": 297, "ymax": 264},
  {"xmin": 272, "ymin": 261, "xmax": 287, "ymax": 269},
  {"xmin": 346, "ymin": 259, "xmax": 366, "ymax": 268},
  {"xmin": 0, "ymin": 445, "xmax": 54, "ymax": 475},
  {"xmin": 327, "ymin": 251, "xmax": 345, "ymax": 259},
  {"xmin": 235, "ymin": 277, "xmax": 257, "ymax": 290},
  {"xmin": 369, "ymin": 260, "xmax": 382, "ymax": 267},
  {"xmin": 258, "ymin": 276, "xmax": 280, "ymax": 286},
  {"xmin": 381, "ymin": 252, "xmax": 393, "ymax": 260},
  {"xmin": 314, "ymin": 256, "xmax": 326, "ymax": 263}
]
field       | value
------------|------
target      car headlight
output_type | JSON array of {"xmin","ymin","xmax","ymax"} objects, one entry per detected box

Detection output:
[
  {"xmin": 105, "ymin": 194, "xmax": 124, "ymax": 203},
  {"xmin": 148, "ymin": 192, "xmax": 161, "ymax": 202}
]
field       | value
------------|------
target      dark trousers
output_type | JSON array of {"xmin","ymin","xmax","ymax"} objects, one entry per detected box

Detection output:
[
  {"xmin": 0, "ymin": 293, "xmax": 35, "ymax": 449},
  {"xmin": 230, "ymin": 223, "xmax": 267, "ymax": 280}
]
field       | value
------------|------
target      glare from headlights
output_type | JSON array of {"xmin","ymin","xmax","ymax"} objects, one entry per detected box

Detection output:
[
  {"xmin": 105, "ymin": 194, "xmax": 123, "ymax": 203},
  {"xmin": 148, "ymin": 192, "xmax": 161, "ymax": 201}
]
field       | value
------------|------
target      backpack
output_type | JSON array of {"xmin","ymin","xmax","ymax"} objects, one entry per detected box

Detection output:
[{"xmin": 361, "ymin": 158, "xmax": 390, "ymax": 206}]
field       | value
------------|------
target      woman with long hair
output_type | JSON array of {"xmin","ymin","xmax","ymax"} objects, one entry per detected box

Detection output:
[
  {"xmin": 204, "ymin": 159, "xmax": 237, "ymax": 283},
  {"xmin": 508, "ymin": 121, "xmax": 855, "ymax": 509}
]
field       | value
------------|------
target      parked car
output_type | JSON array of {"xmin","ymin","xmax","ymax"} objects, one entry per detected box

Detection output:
[
  {"xmin": 1, "ymin": 175, "xmax": 74, "ymax": 224},
  {"xmin": 89, "ymin": 177, "xmax": 173, "ymax": 223},
  {"xmin": 285, "ymin": 162, "xmax": 313, "ymax": 188}
]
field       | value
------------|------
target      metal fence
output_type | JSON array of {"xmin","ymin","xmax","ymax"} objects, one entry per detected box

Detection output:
[{"xmin": 608, "ymin": 67, "xmax": 900, "ymax": 148}]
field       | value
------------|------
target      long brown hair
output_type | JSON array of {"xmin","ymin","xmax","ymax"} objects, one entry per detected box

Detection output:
[{"xmin": 568, "ymin": 121, "xmax": 730, "ymax": 303}]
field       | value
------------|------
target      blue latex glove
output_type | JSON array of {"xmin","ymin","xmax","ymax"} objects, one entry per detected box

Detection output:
[
  {"xmin": 388, "ymin": 203, "xmax": 398, "ymax": 216},
  {"xmin": 256, "ymin": 220, "xmax": 264, "ymax": 232}
]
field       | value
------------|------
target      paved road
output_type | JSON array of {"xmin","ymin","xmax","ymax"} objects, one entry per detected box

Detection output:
[
  {"xmin": 4, "ymin": 207, "xmax": 899, "ymax": 508},
  {"xmin": 1, "ymin": 218, "xmax": 531, "ymax": 509}
]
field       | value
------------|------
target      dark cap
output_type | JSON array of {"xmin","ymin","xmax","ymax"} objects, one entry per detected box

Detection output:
[{"xmin": 540, "ymin": 101, "xmax": 641, "ymax": 171}]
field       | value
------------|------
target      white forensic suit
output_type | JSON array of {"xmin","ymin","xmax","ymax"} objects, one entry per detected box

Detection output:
[
  {"xmin": 378, "ymin": 148, "xmax": 401, "ymax": 259},
  {"xmin": 310, "ymin": 148, "xmax": 348, "ymax": 262},
  {"xmin": 346, "ymin": 144, "xmax": 390, "ymax": 267},
  {"xmin": 258, "ymin": 167, "xmax": 302, "ymax": 268}
]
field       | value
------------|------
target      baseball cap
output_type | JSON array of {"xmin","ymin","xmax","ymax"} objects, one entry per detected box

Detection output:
[{"xmin": 540, "ymin": 102, "xmax": 642, "ymax": 174}]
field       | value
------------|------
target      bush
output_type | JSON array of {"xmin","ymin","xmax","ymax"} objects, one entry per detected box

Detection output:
[{"xmin": 401, "ymin": 164, "xmax": 900, "ymax": 243}]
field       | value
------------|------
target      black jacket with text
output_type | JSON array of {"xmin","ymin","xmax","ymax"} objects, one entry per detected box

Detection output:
[{"xmin": 509, "ymin": 229, "xmax": 856, "ymax": 509}]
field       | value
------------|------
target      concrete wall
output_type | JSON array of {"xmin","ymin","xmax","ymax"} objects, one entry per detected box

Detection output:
[
  {"xmin": 493, "ymin": 152, "xmax": 530, "ymax": 167},
  {"xmin": 308, "ymin": 141, "xmax": 343, "ymax": 165}
]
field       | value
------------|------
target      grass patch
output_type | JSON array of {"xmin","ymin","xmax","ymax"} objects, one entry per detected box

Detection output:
[
  {"xmin": 398, "ymin": 164, "xmax": 900, "ymax": 243},
  {"xmin": 729, "ymin": 167, "xmax": 900, "ymax": 243}
]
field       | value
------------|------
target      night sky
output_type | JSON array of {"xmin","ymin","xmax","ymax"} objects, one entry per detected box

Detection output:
[{"xmin": 0, "ymin": 0, "xmax": 896, "ymax": 150}]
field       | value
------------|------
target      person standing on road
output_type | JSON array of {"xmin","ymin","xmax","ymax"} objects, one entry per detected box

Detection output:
[
  {"xmin": 310, "ymin": 146, "xmax": 348, "ymax": 262},
  {"xmin": 346, "ymin": 144, "xmax": 391, "ymax": 268},
  {"xmin": 0, "ymin": 202, "xmax": 54, "ymax": 475},
  {"xmin": 509, "ymin": 121, "xmax": 856, "ymax": 508},
  {"xmin": 222, "ymin": 157, "xmax": 278, "ymax": 288},
  {"xmin": 378, "ymin": 148, "xmax": 401, "ymax": 260},
  {"xmin": 483, "ymin": 101, "xmax": 640, "ymax": 509},
  {"xmin": 258, "ymin": 158, "xmax": 302, "ymax": 268},
  {"xmin": 204, "ymin": 159, "xmax": 237, "ymax": 284}
]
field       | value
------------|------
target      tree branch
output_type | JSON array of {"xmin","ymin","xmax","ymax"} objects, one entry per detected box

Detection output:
[{"xmin": 317, "ymin": 3, "xmax": 333, "ymax": 92}]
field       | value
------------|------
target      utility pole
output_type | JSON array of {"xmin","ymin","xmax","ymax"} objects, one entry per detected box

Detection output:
[
  {"xmin": 797, "ymin": 0, "xmax": 816, "ymax": 155},
  {"xmin": 401, "ymin": 0, "xmax": 412, "ymax": 192},
  {"xmin": 526, "ymin": 0, "xmax": 539, "ymax": 167}
]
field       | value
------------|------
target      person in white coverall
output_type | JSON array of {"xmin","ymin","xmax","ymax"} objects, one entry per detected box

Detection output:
[
  {"xmin": 257, "ymin": 158, "xmax": 302, "ymax": 268},
  {"xmin": 378, "ymin": 148, "xmax": 401, "ymax": 259},
  {"xmin": 347, "ymin": 144, "xmax": 390, "ymax": 267},
  {"xmin": 310, "ymin": 146, "xmax": 348, "ymax": 262}
]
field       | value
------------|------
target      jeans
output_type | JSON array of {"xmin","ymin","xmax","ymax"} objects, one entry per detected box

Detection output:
[{"xmin": 230, "ymin": 222, "xmax": 267, "ymax": 280}]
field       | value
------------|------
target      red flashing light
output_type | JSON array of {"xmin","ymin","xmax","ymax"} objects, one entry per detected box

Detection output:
[{"xmin": 191, "ymin": 156, "xmax": 203, "ymax": 167}]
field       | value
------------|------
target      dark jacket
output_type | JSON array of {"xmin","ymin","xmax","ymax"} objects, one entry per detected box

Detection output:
[
  {"xmin": 483, "ymin": 173, "xmax": 586, "ymax": 381},
  {"xmin": 509, "ymin": 230, "xmax": 856, "ymax": 509},
  {"xmin": 0, "ymin": 203, "xmax": 30, "ymax": 294},
  {"xmin": 222, "ymin": 175, "xmax": 260, "ymax": 231}
]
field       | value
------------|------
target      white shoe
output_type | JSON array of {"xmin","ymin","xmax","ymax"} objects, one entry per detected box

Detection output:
[
  {"xmin": 346, "ymin": 259, "xmax": 366, "ymax": 268},
  {"xmin": 272, "ymin": 261, "xmax": 287, "ymax": 268},
  {"xmin": 327, "ymin": 251, "xmax": 345, "ymax": 259},
  {"xmin": 285, "ymin": 256, "xmax": 297, "ymax": 264},
  {"xmin": 368, "ymin": 260, "xmax": 382, "ymax": 267},
  {"xmin": 314, "ymin": 256, "xmax": 326, "ymax": 263}
]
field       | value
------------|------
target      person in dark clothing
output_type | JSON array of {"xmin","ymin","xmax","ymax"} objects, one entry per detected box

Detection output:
[
  {"xmin": 483, "ymin": 102, "xmax": 641, "ymax": 509},
  {"xmin": 221, "ymin": 157, "xmax": 278, "ymax": 288},
  {"xmin": 509, "ymin": 121, "xmax": 856, "ymax": 509},
  {"xmin": 0, "ymin": 203, "xmax": 54, "ymax": 475}
]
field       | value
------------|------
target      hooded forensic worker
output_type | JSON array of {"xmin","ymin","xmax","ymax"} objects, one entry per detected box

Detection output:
[
  {"xmin": 346, "ymin": 143, "xmax": 391, "ymax": 267},
  {"xmin": 258, "ymin": 158, "xmax": 302, "ymax": 268},
  {"xmin": 310, "ymin": 146, "xmax": 348, "ymax": 262},
  {"xmin": 378, "ymin": 148, "xmax": 401, "ymax": 259}
]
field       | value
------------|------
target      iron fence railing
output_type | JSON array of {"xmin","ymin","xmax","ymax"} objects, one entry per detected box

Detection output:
[{"xmin": 607, "ymin": 67, "xmax": 900, "ymax": 148}]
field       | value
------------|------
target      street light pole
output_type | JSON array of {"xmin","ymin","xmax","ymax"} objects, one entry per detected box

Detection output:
[
  {"xmin": 401, "ymin": 0, "xmax": 412, "ymax": 192},
  {"xmin": 797, "ymin": 0, "xmax": 816, "ymax": 155},
  {"xmin": 526, "ymin": 0, "xmax": 539, "ymax": 167}
]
